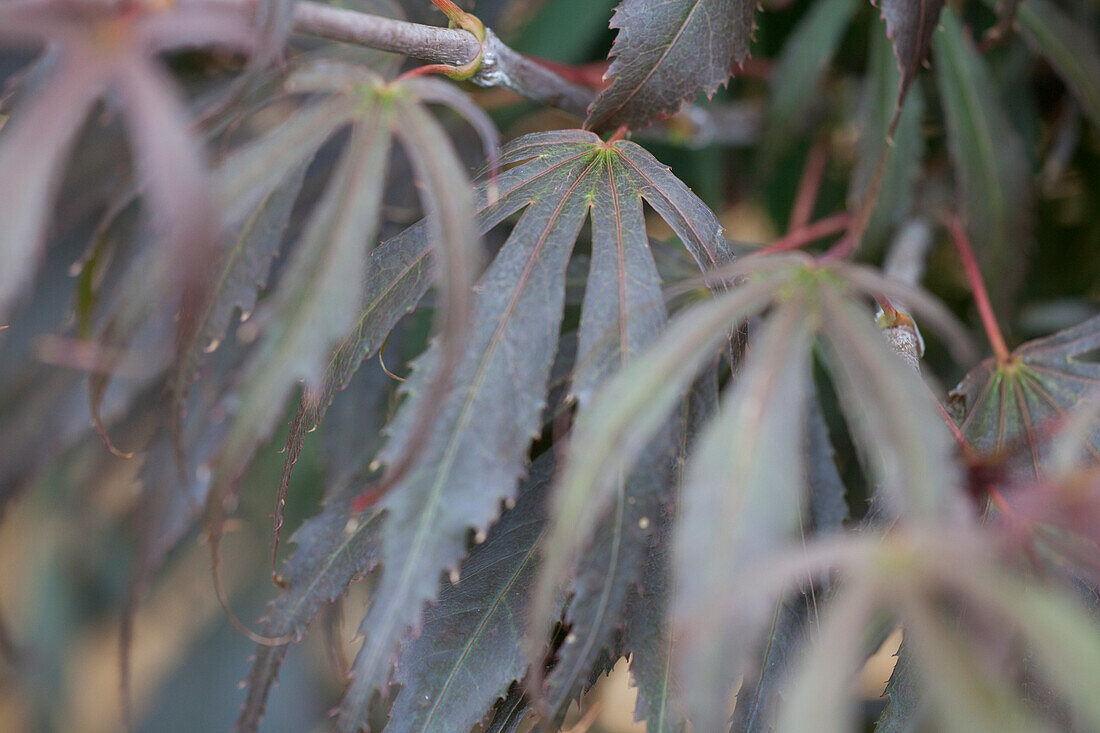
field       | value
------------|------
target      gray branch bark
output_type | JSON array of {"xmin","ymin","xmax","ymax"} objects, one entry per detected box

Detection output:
[
  {"xmin": 289, "ymin": 1, "xmax": 761, "ymax": 141},
  {"xmin": 291, "ymin": 1, "xmax": 594, "ymax": 118}
]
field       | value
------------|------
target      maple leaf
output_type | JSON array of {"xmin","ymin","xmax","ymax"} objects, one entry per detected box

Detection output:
[
  {"xmin": 949, "ymin": 314, "xmax": 1100, "ymax": 480},
  {"xmin": 586, "ymin": 0, "xmax": 757, "ymax": 131},
  {"xmin": 0, "ymin": 0, "xmax": 257, "ymax": 323},
  {"xmin": 873, "ymin": 0, "xmax": 946, "ymax": 110},
  {"xmin": 328, "ymin": 130, "xmax": 731, "ymax": 731}
]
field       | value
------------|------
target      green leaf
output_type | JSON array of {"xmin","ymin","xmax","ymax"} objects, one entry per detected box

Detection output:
[
  {"xmin": 948, "ymin": 314, "xmax": 1100, "ymax": 479},
  {"xmin": 1009, "ymin": 0, "xmax": 1100, "ymax": 132},
  {"xmin": 818, "ymin": 283, "xmax": 967, "ymax": 523},
  {"xmin": 387, "ymin": 455, "xmax": 554, "ymax": 733},
  {"xmin": 766, "ymin": 0, "xmax": 860, "ymax": 142},
  {"xmin": 933, "ymin": 8, "xmax": 1032, "ymax": 312},
  {"xmin": 586, "ymin": 0, "xmax": 758, "ymax": 131},
  {"xmin": 850, "ymin": 24, "xmax": 925, "ymax": 255},
  {"xmin": 674, "ymin": 297, "xmax": 815, "ymax": 732}
]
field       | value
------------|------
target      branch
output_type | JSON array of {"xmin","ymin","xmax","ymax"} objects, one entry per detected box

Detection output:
[{"xmin": 290, "ymin": 1, "xmax": 594, "ymax": 118}]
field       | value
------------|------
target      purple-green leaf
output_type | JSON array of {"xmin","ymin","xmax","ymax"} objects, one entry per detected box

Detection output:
[
  {"xmin": 333, "ymin": 131, "xmax": 736, "ymax": 730},
  {"xmin": 0, "ymin": 59, "xmax": 101, "ymax": 322},
  {"xmin": 586, "ymin": 0, "xmax": 757, "ymax": 131},
  {"xmin": 948, "ymin": 314, "xmax": 1100, "ymax": 480},
  {"xmin": 211, "ymin": 94, "xmax": 395, "ymax": 492},
  {"xmin": 818, "ymin": 284, "xmax": 967, "ymax": 523},
  {"xmin": 386, "ymin": 455, "xmax": 554, "ymax": 732},
  {"xmin": 674, "ymin": 298, "xmax": 814, "ymax": 732},
  {"xmin": 873, "ymin": 0, "xmax": 946, "ymax": 108},
  {"xmin": 533, "ymin": 271, "xmax": 786, "ymax": 678},
  {"xmin": 236, "ymin": 488, "xmax": 383, "ymax": 732},
  {"xmin": 334, "ymin": 134, "xmax": 598, "ymax": 732}
]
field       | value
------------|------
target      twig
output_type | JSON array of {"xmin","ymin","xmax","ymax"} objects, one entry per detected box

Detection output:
[
  {"xmin": 289, "ymin": 1, "xmax": 594, "ymax": 118},
  {"xmin": 941, "ymin": 213, "xmax": 1011, "ymax": 363},
  {"xmin": 749, "ymin": 212, "xmax": 851, "ymax": 257},
  {"xmin": 788, "ymin": 137, "xmax": 829, "ymax": 233}
]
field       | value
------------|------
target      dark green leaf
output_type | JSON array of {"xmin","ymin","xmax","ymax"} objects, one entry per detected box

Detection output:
[
  {"xmin": 933, "ymin": 8, "xmax": 1032, "ymax": 311},
  {"xmin": 1010, "ymin": 0, "xmax": 1100, "ymax": 132},
  {"xmin": 335, "ymin": 134, "xmax": 598, "ymax": 731},
  {"xmin": 334, "ymin": 131, "xmax": 735, "ymax": 730},
  {"xmin": 623, "ymin": 370, "xmax": 717, "ymax": 733},
  {"xmin": 171, "ymin": 159, "xmax": 308, "ymax": 420},
  {"xmin": 270, "ymin": 134, "xmax": 600, "ymax": 521},
  {"xmin": 875, "ymin": 643, "xmax": 924, "ymax": 733},
  {"xmin": 541, "ymin": 148, "xmax": 674, "ymax": 722},
  {"xmin": 766, "ymin": 0, "xmax": 860, "ymax": 142},
  {"xmin": 542, "ymin": 448, "xmax": 671, "ymax": 725},
  {"xmin": 586, "ymin": 0, "xmax": 757, "ymax": 131}
]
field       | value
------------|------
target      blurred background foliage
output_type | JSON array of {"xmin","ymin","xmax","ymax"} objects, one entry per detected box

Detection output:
[{"xmin": 0, "ymin": 0, "xmax": 1097, "ymax": 730}]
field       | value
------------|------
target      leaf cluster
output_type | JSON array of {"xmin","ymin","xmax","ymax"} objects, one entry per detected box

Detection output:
[{"xmin": 0, "ymin": 0, "xmax": 1099, "ymax": 732}]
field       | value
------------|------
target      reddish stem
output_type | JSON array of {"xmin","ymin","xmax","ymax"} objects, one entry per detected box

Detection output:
[
  {"xmin": 527, "ymin": 58, "xmax": 610, "ymax": 90},
  {"xmin": 788, "ymin": 137, "xmax": 829, "ymax": 233},
  {"xmin": 942, "ymin": 213, "xmax": 1011, "ymax": 363},
  {"xmin": 750, "ymin": 212, "xmax": 851, "ymax": 257},
  {"xmin": 607, "ymin": 125, "xmax": 629, "ymax": 143},
  {"xmin": 925, "ymin": 381, "xmax": 976, "ymax": 461},
  {"xmin": 429, "ymin": 0, "xmax": 466, "ymax": 20}
]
